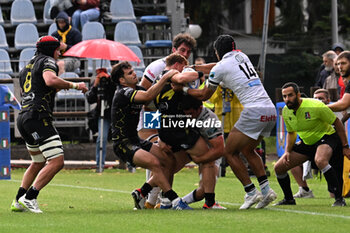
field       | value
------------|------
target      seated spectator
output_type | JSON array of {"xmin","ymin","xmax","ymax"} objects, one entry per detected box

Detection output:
[
  {"xmin": 72, "ymin": 0, "xmax": 100, "ymax": 30},
  {"xmin": 50, "ymin": 0, "xmax": 76, "ymax": 19},
  {"xmin": 51, "ymin": 11, "xmax": 82, "ymax": 75}
]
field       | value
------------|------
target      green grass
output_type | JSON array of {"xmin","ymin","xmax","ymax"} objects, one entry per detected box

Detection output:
[
  {"xmin": 1, "ymin": 164, "xmax": 350, "ymax": 233},
  {"xmin": 263, "ymin": 136, "xmax": 277, "ymax": 154}
]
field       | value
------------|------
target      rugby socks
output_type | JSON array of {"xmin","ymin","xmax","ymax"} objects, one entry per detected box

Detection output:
[
  {"xmin": 163, "ymin": 189, "xmax": 178, "ymax": 202},
  {"xmin": 321, "ymin": 164, "xmax": 342, "ymax": 199},
  {"xmin": 147, "ymin": 187, "xmax": 161, "ymax": 205},
  {"xmin": 244, "ymin": 183, "xmax": 257, "ymax": 196},
  {"xmin": 25, "ymin": 186, "xmax": 39, "ymax": 200},
  {"xmin": 16, "ymin": 187, "xmax": 27, "ymax": 201},
  {"xmin": 204, "ymin": 193, "xmax": 215, "ymax": 207},
  {"xmin": 258, "ymin": 175, "xmax": 270, "ymax": 196},
  {"xmin": 140, "ymin": 183, "xmax": 152, "ymax": 198},
  {"xmin": 276, "ymin": 173, "xmax": 294, "ymax": 200},
  {"xmin": 182, "ymin": 189, "xmax": 196, "ymax": 204}
]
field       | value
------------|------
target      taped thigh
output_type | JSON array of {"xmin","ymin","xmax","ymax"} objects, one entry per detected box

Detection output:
[
  {"xmin": 26, "ymin": 143, "xmax": 45, "ymax": 163},
  {"xmin": 39, "ymin": 135, "xmax": 64, "ymax": 160}
]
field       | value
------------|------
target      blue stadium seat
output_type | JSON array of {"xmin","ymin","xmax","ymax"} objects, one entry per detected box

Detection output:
[
  {"xmin": 48, "ymin": 23, "xmax": 57, "ymax": 36},
  {"xmin": 140, "ymin": 15, "xmax": 169, "ymax": 24},
  {"xmin": 127, "ymin": 45, "xmax": 145, "ymax": 70},
  {"xmin": 43, "ymin": 0, "xmax": 54, "ymax": 25},
  {"xmin": 0, "ymin": 49, "xmax": 13, "ymax": 74},
  {"xmin": 110, "ymin": 0, "xmax": 136, "ymax": 23},
  {"xmin": 57, "ymin": 72, "xmax": 84, "ymax": 99},
  {"xmin": 19, "ymin": 47, "xmax": 36, "ymax": 71},
  {"xmin": 114, "ymin": 21, "xmax": 141, "ymax": 46},
  {"xmin": 0, "ymin": 6, "xmax": 4, "ymax": 25},
  {"xmin": 144, "ymin": 40, "xmax": 172, "ymax": 48},
  {"xmin": 10, "ymin": 0, "xmax": 37, "ymax": 25},
  {"xmin": 0, "ymin": 25, "xmax": 8, "ymax": 50},
  {"xmin": 0, "ymin": 73, "xmax": 14, "ymax": 93},
  {"xmin": 59, "ymin": 72, "xmax": 80, "ymax": 78},
  {"xmin": 87, "ymin": 59, "xmax": 111, "ymax": 73},
  {"xmin": 82, "ymin": 22, "xmax": 106, "ymax": 40},
  {"xmin": 14, "ymin": 23, "xmax": 39, "ymax": 50}
]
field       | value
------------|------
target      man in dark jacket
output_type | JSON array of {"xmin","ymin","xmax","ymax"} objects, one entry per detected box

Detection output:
[
  {"xmin": 51, "ymin": 11, "xmax": 82, "ymax": 75},
  {"xmin": 86, "ymin": 68, "xmax": 116, "ymax": 172}
]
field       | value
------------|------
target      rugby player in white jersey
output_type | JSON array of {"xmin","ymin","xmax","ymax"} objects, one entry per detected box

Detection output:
[
  {"xmin": 181, "ymin": 94, "xmax": 226, "ymax": 209},
  {"xmin": 183, "ymin": 35, "xmax": 277, "ymax": 209},
  {"xmin": 138, "ymin": 33, "xmax": 196, "ymax": 140}
]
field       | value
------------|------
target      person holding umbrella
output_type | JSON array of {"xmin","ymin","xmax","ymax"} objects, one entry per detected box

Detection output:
[
  {"xmin": 63, "ymin": 38, "xmax": 141, "ymax": 173},
  {"xmin": 86, "ymin": 68, "xmax": 115, "ymax": 172}
]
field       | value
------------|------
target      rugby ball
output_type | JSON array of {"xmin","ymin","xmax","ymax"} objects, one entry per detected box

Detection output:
[{"xmin": 182, "ymin": 67, "xmax": 200, "ymax": 89}]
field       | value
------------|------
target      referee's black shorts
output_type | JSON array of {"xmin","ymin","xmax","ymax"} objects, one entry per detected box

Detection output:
[{"xmin": 293, "ymin": 132, "xmax": 344, "ymax": 189}]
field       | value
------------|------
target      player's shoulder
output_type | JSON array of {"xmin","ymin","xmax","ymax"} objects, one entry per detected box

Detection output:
[
  {"xmin": 144, "ymin": 58, "xmax": 166, "ymax": 81},
  {"xmin": 302, "ymin": 98, "xmax": 325, "ymax": 107}
]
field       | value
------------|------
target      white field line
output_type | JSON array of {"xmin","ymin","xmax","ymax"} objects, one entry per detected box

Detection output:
[{"xmin": 7, "ymin": 180, "xmax": 350, "ymax": 219}]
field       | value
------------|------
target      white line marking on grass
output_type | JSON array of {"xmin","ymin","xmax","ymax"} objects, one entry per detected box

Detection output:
[
  {"xmin": 8, "ymin": 179, "xmax": 130, "ymax": 194},
  {"xmin": 221, "ymin": 202, "xmax": 350, "ymax": 220},
  {"xmin": 8, "ymin": 180, "xmax": 350, "ymax": 219}
]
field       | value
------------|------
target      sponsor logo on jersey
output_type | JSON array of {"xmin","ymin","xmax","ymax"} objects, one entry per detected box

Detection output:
[{"xmin": 305, "ymin": 112, "xmax": 311, "ymax": 119}]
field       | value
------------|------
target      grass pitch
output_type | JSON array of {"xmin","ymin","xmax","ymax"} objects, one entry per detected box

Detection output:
[{"xmin": 1, "ymin": 164, "xmax": 350, "ymax": 233}]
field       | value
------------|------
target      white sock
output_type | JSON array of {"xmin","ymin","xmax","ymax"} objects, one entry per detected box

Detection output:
[
  {"xmin": 182, "ymin": 190, "xmax": 195, "ymax": 204},
  {"xmin": 146, "ymin": 187, "xmax": 161, "ymax": 205},
  {"xmin": 260, "ymin": 181, "xmax": 270, "ymax": 196}
]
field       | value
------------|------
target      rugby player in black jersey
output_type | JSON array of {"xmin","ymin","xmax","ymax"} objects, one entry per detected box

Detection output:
[
  {"xmin": 143, "ymin": 54, "xmax": 218, "ymax": 209},
  {"xmin": 11, "ymin": 36, "xmax": 88, "ymax": 213},
  {"xmin": 110, "ymin": 61, "xmax": 193, "ymax": 210}
]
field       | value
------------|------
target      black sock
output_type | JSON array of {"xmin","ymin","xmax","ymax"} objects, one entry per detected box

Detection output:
[
  {"xmin": 140, "ymin": 183, "xmax": 152, "ymax": 197},
  {"xmin": 163, "ymin": 189, "xmax": 178, "ymax": 202},
  {"xmin": 244, "ymin": 183, "xmax": 255, "ymax": 193},
  {"xmin": 192, "ymin": 189, "xmax": 204, "ymax": 202},
  {"xmin": 302, "ymin": 186, "xmax": 310, "ymax": 192},
  {"xmin": 323, "ymin": 168, "xmax": 342, "ymax": 199},
  {"xmin": 16, "ymin": 187, "xmax": 27, "ymax": 201},
  {"xmin": 277, "ymin": 174, "xmax": 294, "ymax": 200},
  {"xmin": 25, "ymin": 186, "xmax": 39, "ymax": 200},
  {"xmin": 204, "ymin": 193, "xmax": 215, "ymax": 207},
  {"xmin": 257, "ymin": 175, "xmax": 268, "ymax": 185}
]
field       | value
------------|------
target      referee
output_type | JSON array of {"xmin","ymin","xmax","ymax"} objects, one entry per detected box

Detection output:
[{"xmin": 274, "ymin": 82, "xmax": 350, "ymax": 207}]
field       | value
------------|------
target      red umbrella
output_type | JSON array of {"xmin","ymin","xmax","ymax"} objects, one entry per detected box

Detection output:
[{"xmin": 63, "ymin": 39, "xmax": 140, "ymax": 63}]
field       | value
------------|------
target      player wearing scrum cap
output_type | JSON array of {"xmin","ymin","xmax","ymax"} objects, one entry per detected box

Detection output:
[{"xmin": 11, "ymin": 36, "xmax": 88, "ymax": 213}]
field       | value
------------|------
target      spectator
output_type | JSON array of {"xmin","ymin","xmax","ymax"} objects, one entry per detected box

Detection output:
[
  {"xmin": 332, "ymin": 42, "xmax": 345, "ymax": 55},
  {"xmin": 323, "ymin": 53, "xmax": 340, "ymax": 99},
  {"xmin": 72, "ymin": 0, "xmax": 100, "ymax": 30},
  {"xmin": 315, "ymin": 50, "xmax": 337, "ymax": 88},
  {"xmin": 51, "ymin": 11, "xmax": 82, "ymax": 75},
  {"xmin": 49, "ymin": 0, "xmax": 76, "ymax": 19}
]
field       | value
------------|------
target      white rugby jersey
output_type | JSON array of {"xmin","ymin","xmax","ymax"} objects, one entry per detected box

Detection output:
[
  {"xmin": 143, "ymin": 57, "xmax": 167, "ymax": 84},
  {"xmin": 208, "ymin": 51, "xmax": 273, "ymax": 107},
  {"xmin": 196, "ymin": 107, "xmax": 223, "ymax": 142}
]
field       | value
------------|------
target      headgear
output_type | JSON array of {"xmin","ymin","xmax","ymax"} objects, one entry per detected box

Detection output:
[{"xmin": 36, "ymin": 36, "xmax": 60, "ymax": 58}]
